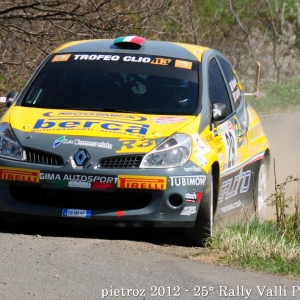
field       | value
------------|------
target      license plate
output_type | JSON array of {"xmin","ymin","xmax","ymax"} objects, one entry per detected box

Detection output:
[{"xmin": 62, "ymin": 209, "xmax": 91, "ymax": 218}]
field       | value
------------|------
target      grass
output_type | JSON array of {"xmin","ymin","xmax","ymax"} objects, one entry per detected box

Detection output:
[
  {"xmin": 201, "ymin": 171, "xmax": 300, "ymax": 278},
  {"xmin": 245, "ymin": 78, "xmax": 300, "ymax": 114},
  {"xmin": 205, "ymin": 218, "xmax": 300, "ymax": 278}
]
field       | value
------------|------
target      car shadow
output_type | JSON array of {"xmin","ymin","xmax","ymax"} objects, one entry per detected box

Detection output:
[{"xmin": 1, "ymin": 219, "xmax": 188, "ymax": 246}]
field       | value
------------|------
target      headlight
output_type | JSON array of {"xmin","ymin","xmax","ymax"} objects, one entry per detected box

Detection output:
[
  {"xmin": 0, "ymin": 123, "xmax": 24, "ymax": 160},
  {"xmin": 140, "ymin": 133, "xmax": 191, "ymax": 168}
]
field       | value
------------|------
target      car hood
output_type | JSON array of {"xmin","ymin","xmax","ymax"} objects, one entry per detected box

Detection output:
[{"xmin": 9, "ymin": 107, "xmax": 196, "ymax": 140}]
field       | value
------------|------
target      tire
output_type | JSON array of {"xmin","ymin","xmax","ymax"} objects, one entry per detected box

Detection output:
[
  {"xmin": 184, "ymin": 168, "xmax": 214, "ymax": 246},
  {"xmin": 255, "ymin": 158, "xmax": 268, "ymax": 218}
]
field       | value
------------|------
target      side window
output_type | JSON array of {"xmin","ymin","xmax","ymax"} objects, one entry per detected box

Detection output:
[
  {"xmin": 208, "ymin": 58, "xmax": 232, "ymax": 116},
  {"xmin": 217, "ymin": 56, "xmax": 242, "ymax": 110}
]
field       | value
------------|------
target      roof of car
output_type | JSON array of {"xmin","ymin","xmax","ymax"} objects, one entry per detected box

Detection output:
[{"xmin": 52, "ymin": 37, "xmax": 210, "ymax": 62}]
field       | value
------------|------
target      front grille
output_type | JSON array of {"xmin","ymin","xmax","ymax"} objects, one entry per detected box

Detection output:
[
  {"xmin": 98, "ymin": 155, "xmax": 143, "ymax": 169},
  {"xmin": 24, "ymin": 148, "xmax": 63, "ymax": 166},
  {"xmin": 9, "ymin": 185, "xmax": 153, "ymax": 210}
]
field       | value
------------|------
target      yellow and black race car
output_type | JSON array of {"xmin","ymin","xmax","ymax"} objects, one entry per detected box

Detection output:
[{"xmin": 0, "ymin": 36, "xmax": 270, "ymax": 245}]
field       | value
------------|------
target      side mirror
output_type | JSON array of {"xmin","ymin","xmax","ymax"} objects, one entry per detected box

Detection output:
[
  {"xmin": 212, "ymin": 103, "xmax": 227, "ymax": 122},
  {"xmin": 6, "ymin": 91, "xmax": 19, "ymax": 108}
]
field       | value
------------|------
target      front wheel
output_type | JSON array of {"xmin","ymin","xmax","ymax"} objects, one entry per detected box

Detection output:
[{"xmin": 184, "ymin": 169, "xmax": 214, "ymax": 246}]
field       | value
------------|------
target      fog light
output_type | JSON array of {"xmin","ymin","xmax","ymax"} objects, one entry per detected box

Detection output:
[{"xmin": 168, "ymin": 194, "xmax": 183, "ymax": 207}]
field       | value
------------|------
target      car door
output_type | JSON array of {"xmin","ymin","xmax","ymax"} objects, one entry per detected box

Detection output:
[{"xmin": 207, "ymin": 56, "xmax": 253, "ymax": 220}]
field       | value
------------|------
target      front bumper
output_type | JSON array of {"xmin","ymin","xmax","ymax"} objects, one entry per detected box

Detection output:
[{"xmin": 0, "ymin": 159, "xmax": 207, "ymax": 228}]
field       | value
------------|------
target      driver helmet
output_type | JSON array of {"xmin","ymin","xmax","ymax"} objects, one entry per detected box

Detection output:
[{"xmin": 162, "ymin": 78, "xmax": 190, "ymax": 107}]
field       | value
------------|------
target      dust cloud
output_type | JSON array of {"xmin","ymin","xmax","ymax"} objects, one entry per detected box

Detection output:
[{"xmin": 260, "ymin": 112, "xmax": 300, "ymax": 218}]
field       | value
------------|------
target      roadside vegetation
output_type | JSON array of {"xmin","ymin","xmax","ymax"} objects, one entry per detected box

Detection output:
[
  {"xmin": 203, "ymin": 171, "xmax": 300, "ymax": 278},
  {"xmin": 246, "ymin": 78, "xmax": 300, "ymax": 114},
  {"xmin": 1, "ymin": 0, "xmax": 300, "ymax": 96}
]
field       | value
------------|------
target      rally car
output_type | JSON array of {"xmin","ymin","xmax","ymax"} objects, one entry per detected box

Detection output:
[{"xmin": 0, "ymin": 36, "xmax": 270, "ymax": 245}]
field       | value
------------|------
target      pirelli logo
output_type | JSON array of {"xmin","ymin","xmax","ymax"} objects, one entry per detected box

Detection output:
[
  {"xmin": 0, "ymin": 167, "xmax": 40, "ymax": 183},
  {"xmin": 117, "ymin": 175, "xmax": 167, "ymax": 190}
]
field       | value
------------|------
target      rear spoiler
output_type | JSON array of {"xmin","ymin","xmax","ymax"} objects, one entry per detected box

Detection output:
[{"xmin": 244, "ymin": 62, "xmax": 265, "ymax": 97}]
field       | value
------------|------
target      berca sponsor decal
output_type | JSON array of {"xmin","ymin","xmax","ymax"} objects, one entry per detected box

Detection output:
[{"xmin": 33, "ymin": 118, "xmax": 149, "ymax": 136}]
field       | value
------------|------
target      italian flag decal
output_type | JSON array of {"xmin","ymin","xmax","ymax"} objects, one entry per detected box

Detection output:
[{"xmin": 114, "ymin": 36, "xmax": 146, "ymax": 46}]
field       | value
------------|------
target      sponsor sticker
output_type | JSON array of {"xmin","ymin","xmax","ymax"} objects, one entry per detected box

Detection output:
[
  {"xmin": 180, "ymin": 206, "xmax": 197, "ymax": 216},
  {"xmin": 116, "ymin": 138, "xmax": 155, "ymax": 153},
  {"xmin": 250, "ymin": 123, "xmax": 264, "ymax": 141},
  {"xmin": 33, "ymin": 118, "xmax": 149, "ymax": 136},
  {"xmin": 233, "ymin": 88, "xmax": 241, "ymax": 102},
  {"xmin": 175, "ymin": 60, "xmax": 193, "ymax": 69},
  {"xmin": 45, "ymin": 179, "xmax": 68, "ymax": 187},
  {"xmin": 52, "ymin": 54, "xmax": 71, "ymax": 62},
  {"xmin": 91, "ymin": 182, "xmax": 114, "ymax": 190},
  {"xmin": 151, "ymin": 117, "xmax": 186, "ymax": 124},
  {"xmin": 229, "ymin": 76, "xmax": 241, "ymax": 102},
  {"xmin": 0, "ymin": 167, "xmax": 40, "ymax": 183},
  {"xmin": 73, "ymin": 54, "xmax": 173, "ymax": 65},
  {"xmin": 40, "ymin": 173, "xmax": 118, "ymax": 184},
  {"xmin": 185, "ymin": 192, "xmax": 202, "ymax": 203},
  {"xmin": 44, "ymin": 111, "xmax": 147, "ymax": 122},
  {"xmin": 192, "ymin": 133, "xmax": 209, "ymax": 154},
  {"xmin": 74, "ymin": 54, "xmax": 121, "ymax": 61},
  {"xmin": 221, "ymin": 200, "xmax": 243, "ymax": 213},
  {"xmin": 62, "ymin": 209, "xmax": 91, "ymax": 218},
  {"xmin": 184, "ymin": 166, "xmax": 202, "ymax": 172},
  {"xmin": 151, "ymin": 58, "xmax": 172, "ymax": 65},
  {"xmin": 218, "ymin": 169, "xmax": 251, "ymax": 203},
  {"xmin": 68, "ymin": 181, "xmax": 91, "ymax": 188},
  {"xmin": 229, "ymin": 77, "xmax": 238, "ymax": 92},
  {"xmin": 169, "ymin": 175, "xmax": 206, "ymax": 187},
  {"xmin": 53, "ymin": 136, "xmax": 113, "ymax": 149},
  {"xmin": 124, "ymin": 56, "xmax": 152, "ymax": 63},
  {"xmin": 193, "ymin": 148, "xmax": 208, "ymax": 167},
  {"xmin": 229, "ymin": 77, "xmax": 241, "ymax": 101},
  {"xmin": 117, "ymin": 175, "xmax": 167, "ymax": 190}
]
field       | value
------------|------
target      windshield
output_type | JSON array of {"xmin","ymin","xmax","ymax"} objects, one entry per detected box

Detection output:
[{"xmin": 22, "ymin": 53, "xmax": 200, "ymax": 115}]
